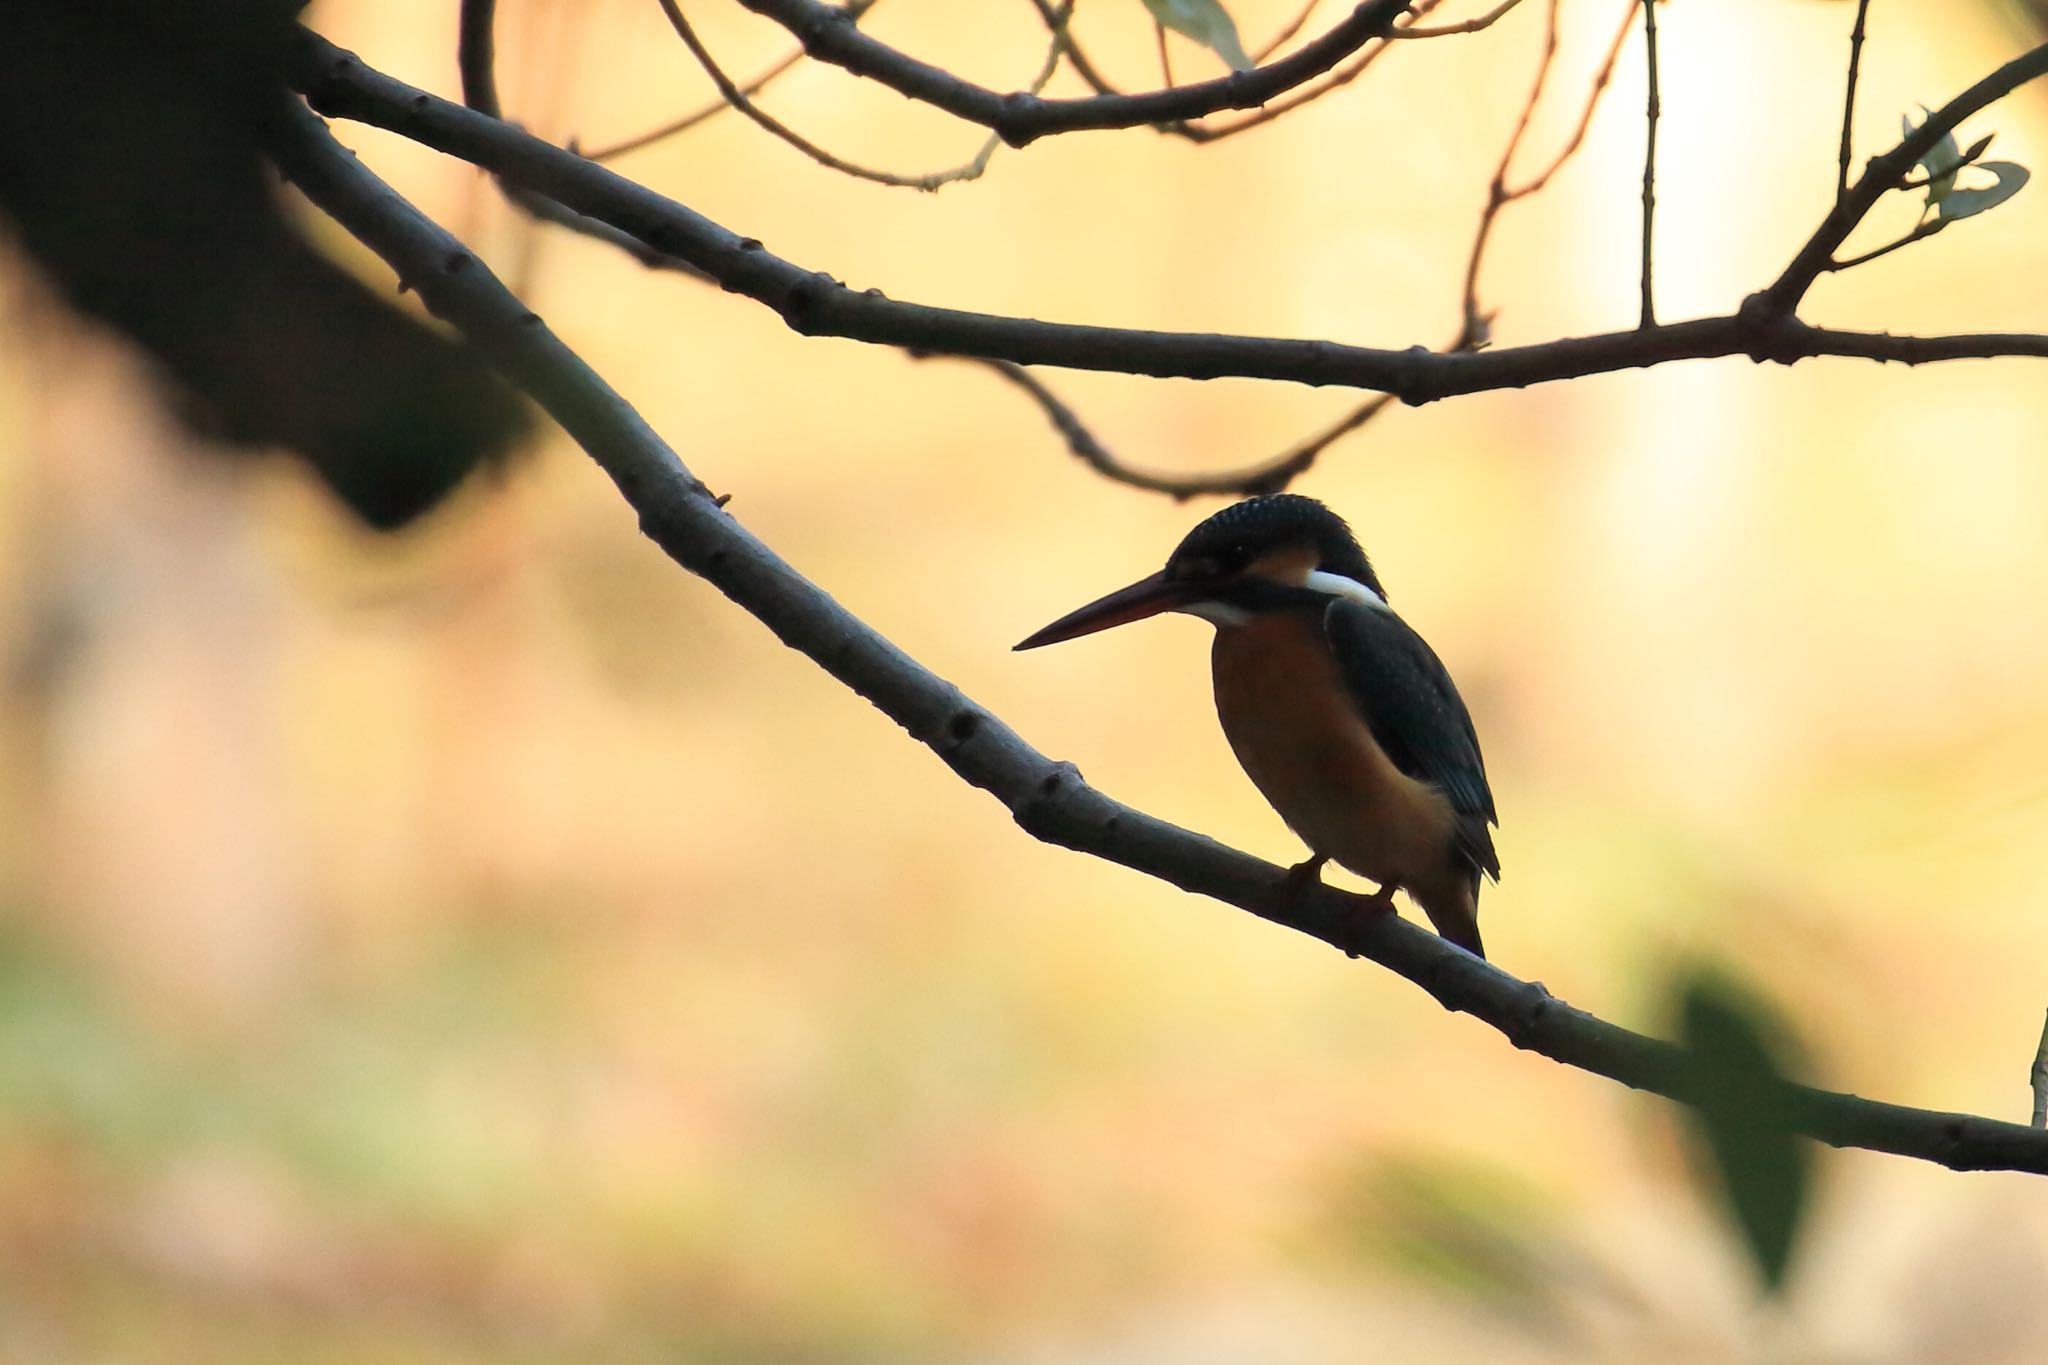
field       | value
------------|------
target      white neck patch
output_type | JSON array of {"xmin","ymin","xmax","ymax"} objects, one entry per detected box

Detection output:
[
  {"xmin": 1303, "ymin": 569, "xmax": 1389, "ymax": 610},
  {"xmin": 1183, "ymin": 600, "xmax": 1253, "ymax": 627}
]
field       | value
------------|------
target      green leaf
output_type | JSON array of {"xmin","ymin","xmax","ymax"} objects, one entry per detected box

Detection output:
[
  {"xmin": 1903, "ymin": 107, "xmax": 1964, "ymax": 210},
  {"xmin": 1141, "ymin": 0, "xmax": 1254, "ymax": 71},
  {"xmin": 1674, "ymin": 970, "xmax": 1814, "ymax": 1295},
  {"xmin": 1938, "ymin": 159, "xmax": 2031, "ymax": 221}
]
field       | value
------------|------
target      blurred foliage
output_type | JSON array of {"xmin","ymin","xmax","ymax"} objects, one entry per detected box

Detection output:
[
  {"xmin": 1674, "ymin": 970, "xmax": 1815, "ymax": 1295},
  {"xmin": 0, "ymin": 5, "xmax": 528, "ymax": 529},
  {"xmin": 1317, "ymin": 1150, "xmax": 1577, "ymax": 1324}
]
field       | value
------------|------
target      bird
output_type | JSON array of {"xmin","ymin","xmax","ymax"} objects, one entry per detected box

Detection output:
[{"xmin": 1014, "ymin": 494, "xmax": 1499, "ymax": 957}]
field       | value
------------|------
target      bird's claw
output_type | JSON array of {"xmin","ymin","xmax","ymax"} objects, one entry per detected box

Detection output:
[{"xmin": 1339, "ymin": 885, "xmax": 1399, "ymax": 959}]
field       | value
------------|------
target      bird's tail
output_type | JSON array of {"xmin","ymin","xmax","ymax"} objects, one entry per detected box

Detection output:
[{"xmin": 1417, "ymin": 874, "xmax": 1485, "ymax": 960}]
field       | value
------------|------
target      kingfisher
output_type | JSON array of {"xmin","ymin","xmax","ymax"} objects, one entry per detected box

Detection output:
[{"xmin": 1015, "ymin": 494, "xmax": 1499, "ymax": 957}]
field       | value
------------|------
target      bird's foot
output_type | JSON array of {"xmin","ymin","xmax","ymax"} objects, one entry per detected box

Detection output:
[
  {"xmin": 1276, "ymin": 854, "xmax": 1329, "ymax": 916},
  {"xmin": 1338, "ymin": 884, "xmax": 1400, "ymax": 960}
]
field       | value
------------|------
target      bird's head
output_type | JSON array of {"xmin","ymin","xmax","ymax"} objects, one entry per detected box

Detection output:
[{"xmin": 1014, "ymin": 494, "xmax": 1385, "ymax": 651}]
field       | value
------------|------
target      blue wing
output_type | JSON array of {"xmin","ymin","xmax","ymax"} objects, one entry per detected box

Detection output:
[{"xmin": 1322, "ymin": 597, "xmax": 1499, "ymax": 882}]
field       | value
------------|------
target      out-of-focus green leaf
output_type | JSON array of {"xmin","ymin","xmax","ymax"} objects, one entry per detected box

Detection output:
[
  {"xmin": 1316, "ymin": 1151, "xmax": 1581, "ymax": 1330},
  {"xmin": 1903, "ymin": 107, "xmax": 1965, "ymax": 210},
  {"xmin": 1674, "ymin": 970, "xmax": 1814, "ymax": 1295},
  {"xmin": 1938, "ymin": 160, "xmax": 2031, "ymax": 220},
  {"xmin": 1140, "ymin": 0, "xmax": 1254, "ymax": 71}
]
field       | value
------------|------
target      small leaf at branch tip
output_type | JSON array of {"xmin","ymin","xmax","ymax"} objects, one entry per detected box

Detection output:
[
  {"xmin": 1139, "ymin": 0, "xmax": 1255, "ymax": 71},
  {"xmin": 1938, "ymin": 160, "xmax": 2030, "ymax": 222},
  {"xmin": 1903, "ymin": 106, "xmax": 1965, "ymax": 208}
]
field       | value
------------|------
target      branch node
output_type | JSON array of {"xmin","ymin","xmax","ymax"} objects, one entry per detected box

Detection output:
[
  {"xmin": 1507, "ymin": 988, "xmax": 1552, "ymax": 1049},
  {"xmin": 794, "ymin": 1, "xmax": 855, "ymax": 49},
  {"xmin": 1395, "ymin": 343, "xmax": 1440, "ymax": 405},
  {"xmin": 944, "ymin": 709, "xmax": 984, "ymax": 748},
  {"xmin": 996, "ymin": 90, "xmax": 1043, "ymax": 148},
  {"xmin": 1734, "ymin": 291, "xmax": 1807, "ymax": 363},
  {"xmin": 1013, "ymin": 760, "xmax": 1085, "ymax": 837},
  {"xmin": 779, "ymin": 272, "xmax": 840, "ymax": 331}
]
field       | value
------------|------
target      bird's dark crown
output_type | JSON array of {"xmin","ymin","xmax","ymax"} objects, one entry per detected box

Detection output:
[{"xmin": 1163, "ymin": 494, "xmax": 1384, "ymax": 599}]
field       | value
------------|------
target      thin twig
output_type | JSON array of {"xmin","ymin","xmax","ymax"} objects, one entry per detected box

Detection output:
[
  {"xmin": 292, "ymin": 29, "xmax": 2048, "ymax": 404},
  {"xmin": 1638, "ymin": 0, "xmax": 1659, "ymax": 329},
  {"xmin": 273, "ymin": 96, "xmax": 2048, "ymax": 1177},
  {"xmin": 731, "ymin": 0, "xmax": 1412, "ymax": 146},
  {"xmin": 456, "ymin": 0, "xmax": 706, "ymax": 273},
  {"xmin": 1458, "ymin": 0, "xmax": 1634, "ymax": 344},
  {"xmin": 653, "ymin": 0, "xmax": 1064, "ymax": 190},
  {"xmin": 1253, "ymin": 0, "xmax": 1323, "ymax": 61},
  {"xmin": 1392, "ymin": 0, "xmax": 1530, "ymax": 39},
  {"xmin": 1837, "ymin": 0, "xmax": 1873, "ymax": 206},
  {"xmin": 1459, "ymin": 0, "xmax": 1561, "ymax": 345},
  {"xmin": 1154, "ymin": 19, "xmax": 1176, "ymax": 87},
  {"xmin": 583, "ymin": 0, "xmax": 885, "ymax": 161},
  {"xmin": 1182, "ymin": 0, "xmax": 1448, "ymax": 143},
  {"xmin": 1824, "ymin": 218, "xmax": 1946, "ymax": 272},
  {"xmin": 1509, "ymin": 0, "xmax": 1637, "ymax": 200},
  {"xmin": 944, "ymin": 356, "xmax": 1399, "ymax": 497},
  {"xmin": 1025, "ymin": 0, "xmax": 1122, "ymax": 96},
  {"xmin": 1024, "ymin": 0, "xmax": 1478, "ymax": 146}
]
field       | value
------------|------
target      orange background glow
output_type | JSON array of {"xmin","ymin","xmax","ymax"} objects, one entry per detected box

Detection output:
[{"xmin": 4, "ymin": 1, "xmax": 2048, "ymax": 1358}]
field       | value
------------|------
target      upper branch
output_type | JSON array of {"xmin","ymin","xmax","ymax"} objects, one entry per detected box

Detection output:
[
  {"xmin": 1760, "ymin": 36, "xmax": 2048, "ymax": 315},
  {"xmin": 454, "ymin": 0, "xmax": 705, "ymax": 273},
  {"xmin": 732, "ymin": 0, "xmax": 1412, "ymax": 146},
  {"xmin": 270, "ymin": 94, "xmax": 2048, "ymax": 1177},
  {"xmin": 288, "ymin": 30, "xmax": 2048, "ymax": 405}
]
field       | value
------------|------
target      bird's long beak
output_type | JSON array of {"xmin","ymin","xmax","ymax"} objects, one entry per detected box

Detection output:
[{"xmin": 1013, "ymin": 570, "xmax": 1202, "ymax": 651}]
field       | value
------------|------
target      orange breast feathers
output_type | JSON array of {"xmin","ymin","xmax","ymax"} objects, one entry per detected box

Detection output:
[{"xmin": 1209, "ymin": 610, "xmax": 1459, "ymax": 891}]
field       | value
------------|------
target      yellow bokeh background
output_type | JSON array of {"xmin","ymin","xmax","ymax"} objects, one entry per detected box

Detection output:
[{"xmin": 5, "ymin": 0, "xmax": 2048, "ymax": 1359}]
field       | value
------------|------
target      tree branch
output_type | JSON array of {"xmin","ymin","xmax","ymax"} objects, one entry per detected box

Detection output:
[
  {"xmin": 941, "ymin": 356, "xmax": 1399, "ymax": 497},
  {"xmin": 287, "ymin": 30, "xmax": 2048, "ymax": 406},
  {"xmin": 1637, "ymin": 0, "xmax": 1659, "ymax": 328},
  {"xmin": 1177, "ymin": 1, "xmax": 1433, "ymax": 144},
  {"xmin": 584, "ymin": 0, "xmax": 887, "ymax": 162},
  {"xmin": 268, "ymin": 94, "xmax": 2048, "ymax": 1177},
  {"xmin": 455, "ymin": 0, "xmax": 706, "ymax": 274},
  {"xmin": 1836, "ymin": 0, "xmax": 1873, "ymax": 206},
  {"xmin": 1024, "ymin": 0, "xmax": 1122, "ymax": 97},
  {"xmin": 652, "ymin": 0, "xmax": 1064, "ymax": 190},
  {"xmin": 1761, "ymin": 36, "xmax": 2048, "ymax": 316},
  {"xmin": 1460, "ymin": 0, "xmax": 1634, "ymax": 342},
  {"xmin": 1392, "ymin": 0, "xmax": 1528, "ymax": 39},
  {"xmin": 728, "ymin": 0, "xmax": 1413, "ymax": 146}
]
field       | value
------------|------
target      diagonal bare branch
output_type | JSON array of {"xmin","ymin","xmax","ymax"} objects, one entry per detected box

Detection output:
[{"xmin": 270, "ymin": 94, "xmax": 2048, "ymax": 1177}]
